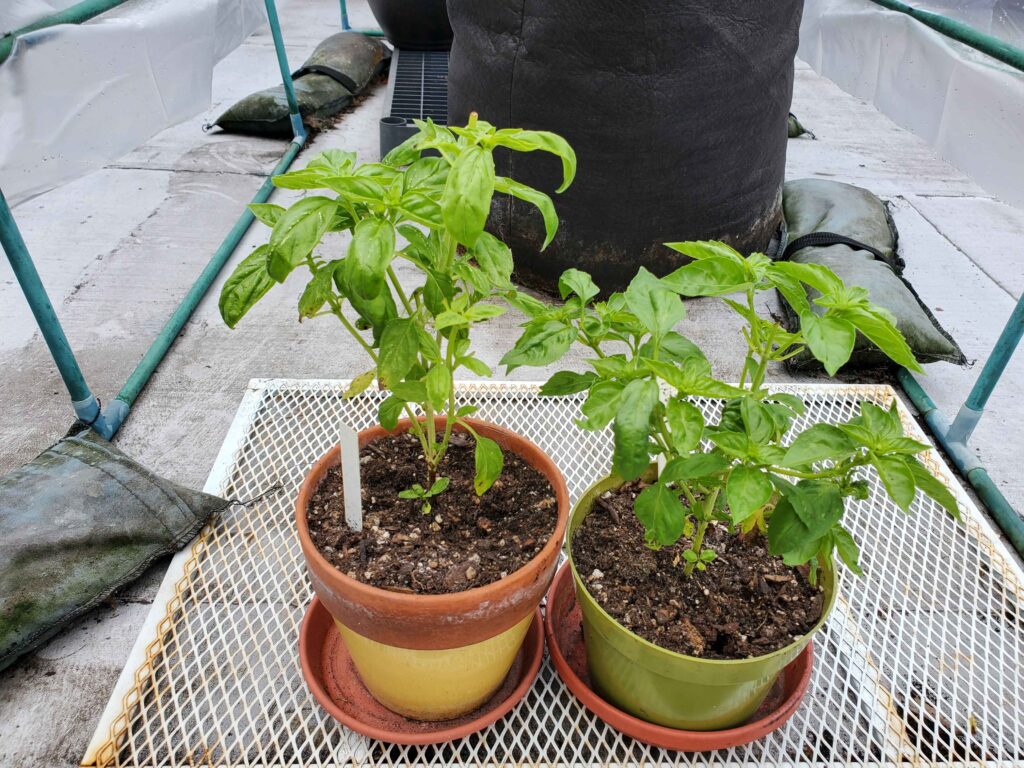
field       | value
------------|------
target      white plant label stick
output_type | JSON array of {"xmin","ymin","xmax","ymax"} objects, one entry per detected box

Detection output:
[{"xmin": 339, "ymin": 423, "xmax": 363, "ymax": 532}]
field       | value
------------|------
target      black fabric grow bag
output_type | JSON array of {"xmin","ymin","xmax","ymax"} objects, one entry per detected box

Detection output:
[{"xmin": 447, "ymin": 0, "xmax": 803, "ymax": 294}]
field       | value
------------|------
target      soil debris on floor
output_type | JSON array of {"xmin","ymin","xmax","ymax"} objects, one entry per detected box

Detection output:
[
  {"xmin": 307, "ymin": 431, "xmax": 557, "ymax": 595},
  {"xmin": 572, "ymin": 480, "xmax": 826, "ymax": 659}
]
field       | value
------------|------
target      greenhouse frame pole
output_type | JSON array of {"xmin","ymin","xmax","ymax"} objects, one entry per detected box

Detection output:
[
  {"xmin": 338, "ymin": 0, "xmax": 383, "ymax": 37},
  {"xmin": 0, "ymin": 0, "xmax": 307, "ymax": 439}
]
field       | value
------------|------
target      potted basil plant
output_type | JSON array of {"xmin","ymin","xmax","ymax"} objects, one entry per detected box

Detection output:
[
  {"xmin": 502, "ymin": 241, "xmax": 961, "ymax": 731},
  {"xmin": 220, "ymin": 115, "xmax": 576, "ymax": 721}
]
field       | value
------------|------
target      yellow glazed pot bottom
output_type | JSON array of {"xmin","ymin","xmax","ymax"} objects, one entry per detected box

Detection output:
[{"xmin": 335, "ymin": 611, "xmax": 535, "ymax": 721}]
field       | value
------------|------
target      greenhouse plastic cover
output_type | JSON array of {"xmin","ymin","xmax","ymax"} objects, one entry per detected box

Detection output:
[
  {"xmin": 0, "ymin": 0, "xmax": 268, "ymax": 206},
  {"xmin": 800, "ymin": 0, "xmax": 1024, "ymax": 207}
]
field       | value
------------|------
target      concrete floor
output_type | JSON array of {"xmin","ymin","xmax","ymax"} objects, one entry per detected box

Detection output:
[{"xmin": 1, "ymin": 1, "xmax": 1023, "ymax": 764}]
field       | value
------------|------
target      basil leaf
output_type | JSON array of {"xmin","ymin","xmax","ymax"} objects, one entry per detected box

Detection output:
[{"xmin": 612, "ymin": 379, "xmax": 659, "ymax": 480}]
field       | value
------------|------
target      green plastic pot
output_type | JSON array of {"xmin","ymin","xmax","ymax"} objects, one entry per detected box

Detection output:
[{"xmin": 568, "ymin": 472, "xmax": 838, "ymax": 731}]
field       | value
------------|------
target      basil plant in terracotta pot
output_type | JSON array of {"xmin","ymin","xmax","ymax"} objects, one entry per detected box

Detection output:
[
  {"xmin": 219, "ymin": 115, "xmax": 575, "ymax": 721},
  {"xmin": 503, "ymin": 241, "xmax": 961, "ymax": 731}
]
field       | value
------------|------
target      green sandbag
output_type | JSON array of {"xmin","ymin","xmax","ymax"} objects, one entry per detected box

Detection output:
[
  {"xmin": 213, "ymin": 32, "xmax": 390, "ymax": 138},
  {"xmin": 0, "ymin": 429, "xmax": 223, "ymax": 671},
  {"xmin": 787, "ymin": 113, "xmax": 815, "ymax": 139},
  {"xmin": 780, "ymin": 179, "xmax": 966, "ymax": 370}
]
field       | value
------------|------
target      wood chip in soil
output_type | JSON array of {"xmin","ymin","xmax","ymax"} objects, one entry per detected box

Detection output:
[
  {"xmin": 307, "ymin": 431, "xmax": 557, "ymax": 595},
  {"xmin": 571, "ymin": 480, "xmax": 826, "ymax": 660}
]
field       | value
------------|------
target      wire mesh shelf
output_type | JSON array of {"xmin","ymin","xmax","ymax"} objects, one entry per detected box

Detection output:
[{"xmin": 83, "ymin": 380, "xmax": 1024, "ymax": 767}]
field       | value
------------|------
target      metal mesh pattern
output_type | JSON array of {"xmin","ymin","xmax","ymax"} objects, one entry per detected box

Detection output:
[
  {"xmin": 388, "ymin": 50, "xmax": 447, "ymax": 123},
  {"xmin": 85, "ymin": 380, "xmax": 1024, "ymax": 767}
]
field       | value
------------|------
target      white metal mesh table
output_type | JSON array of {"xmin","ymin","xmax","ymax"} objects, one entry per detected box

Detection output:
[{"xmin": 82, "ymin": 380, "xmax": 1024, "ymax": 766}]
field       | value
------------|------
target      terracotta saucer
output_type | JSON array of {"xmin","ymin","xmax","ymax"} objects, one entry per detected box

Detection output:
[
  {"xmin": 299, "ymin": 596, "xmax": 544, "ymax": 745},
  {"xmin": 544, "ymin": 562, "xmax": 814, "ymax": 751}
]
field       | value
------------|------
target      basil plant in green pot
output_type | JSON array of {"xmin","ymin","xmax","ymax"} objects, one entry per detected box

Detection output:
[
  {"xmin": 219, "ymin": 116, "xmax": 578, "ymax": 722},
  {"xmin": 503, "ymin": 241, "xmax": 961, "ymax": 731}
]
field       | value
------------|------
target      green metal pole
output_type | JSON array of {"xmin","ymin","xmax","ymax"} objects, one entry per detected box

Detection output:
[
  {"xmin": 0, "ymin": 187, "xmax": 111, "ymax": 432},
  {"xmin": 0, "ymin": 0, "xmax": 134, "ymax": 65},
  {"xmin": 897, "ymin": 368, "xmax": 1024, "ymax": 558},
  {"xmin": 869, "ymin": 0, "xmax": 1024, "ymax": 74},
  {"xmin": 338, "ymin": 0, "xmax": 384, "ymax": 37},
  {"xmin": 946, "ymin": 293, "xmax": 1024, "ymax": 444}
]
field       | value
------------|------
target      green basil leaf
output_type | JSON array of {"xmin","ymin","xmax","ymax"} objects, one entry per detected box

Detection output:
[
  {"xmin": 378, "ymin": 395, "xmax": 406, "ymax": 430},
  {"xmin": 342, "ymin": 370, "xmax": 376, "ymax": 399},
  {"xmin": 872, "ymin": 453, "xmax": 916, "ymax": 512},
  {"xmin": 307, "ymin": 149, "xmax": 357, "ymax": 174},
  {"xmin": 783, "ymin": 423, "xmax": 859, "ymax": 467},
  {"xmin": 624, "ymin": 268, "xmax": 686, "ymax": 337},
  {"xmin": 740, "ymin": 397, "xmax": 775, "ymax": 445},
  {"xmin": 219, "ymin": 245, "xmax": 275, "ymax": 328},
  {"xmin": 404, "ymin": 156, "xmax": 449, "ymax": 191},
  {"xmin": 297, "ymin": 263, "xmax": 339, "ymax": 321},
  {"xmin": 661, "ymin": 453, "xmax": 731, "ymax": 482},
  {"xmin": 322, "ymin": 175, "xmax": 386, "ymax": 204},
  {"xmin": 833, "ymin": 524, "xmax": 864, "ymax": 575},
  {"xmin": 726, "ymin": 466, "xmax": 774, "ymax": 524},
  {"xmin": 495, "ymin": 176, "xmax": 559, "ymax": 249},
  {"xmin": 612, "ymin": 378, "xmax": 659, "ymax": 480},
  {"xmin": 388, "ymin": 380, "xmax": 427, "ymax": 403},
  {"xmin": 442, "ymin": 145, "xmax": 495, "ymax": 247},
  {"xmin": 558, "ymin": 268, "xmax": 599, "ymax": 303},
  {"xmin": 248, "ymin": 203, "xmax": 285, "ymax": 228},
  {"xmin": 666, "ymin": 399, "xmax": 704, "ymax": 453},
  {"xmin": 471, "ymin": 231, "xmax": 514, "ymax": 289},
  {"xmin": 782, "ymin": 479, "xmax": 845, "ymax": 539},
  {"xmin": 486, "ymin": 129, "xmax": 577, "ymax": 192},
  {"xmin": 377, "ymin": 318, "xmax": 419, "ymax": 387},
  {"xmin": 473, "ymin": 434, "xmax": 504, "ymax": 495},
  {"xmin": 267, "ymin": 196, "xmax": 338, "ymax": 282},
  {"xmin": 801, "ymin": 313, "xmax": 856, "ymax": 376},
  {"xmin": 397, "ymin": 191, "xmax": 444, "ymax": 228},
  {"xmin": 425, "ymin": 365, "xmax": 452, "ymax": 408},
  {"xmin": 661, "ymin": 257, "xmax": 751, "ymax": 297},
  {"xmin": 343, "ymin": 216, "xmax": 397, "ymax": 300},
  {"xmin": 500, "ymin": 320, "xmax": 575, "ymax": 372},
  {"xmin": 576, "ymin": 381, "xmax": 624, "ymax": 431},
  {"xmin": 708, "ymin": 430, "xmax": 750, "ymax": 458},
  {"xmin": 905, "ymin": 456, "xmax": 960, "ymax": 520},
  {"xmin": 767, "ymin": 497, "xmax": 824, "ymax": 566},
  {"xmin": 539, "ymin": 371, "xmax": 598, "ymax": 396},
  {"xmin": 635, "ymin": 481, "xmax": 687, "ymax": 547},
  {"xmin": 836, "ymin": 306, "xmax": 922, "ymax": 372},
  {"xmin": 463, "ymin": 303, "xmax": 506, "ymax": 322},
  {"xmin": 663, "ymin": 240, "xmax": 744, "ymax": 262}
]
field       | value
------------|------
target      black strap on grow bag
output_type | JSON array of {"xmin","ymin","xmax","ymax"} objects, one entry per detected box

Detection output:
[
  {"xmin": 783, "ymin": 231, "xmax": 887, "ymax": 262},
  {"xmin": 292, "ymin": 64, "xmax": 360, "ymax": 94}
]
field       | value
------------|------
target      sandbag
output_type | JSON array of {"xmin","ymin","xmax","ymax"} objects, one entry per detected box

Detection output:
[
  {"xmin": 448, "ymin": 0, "xmax": 803, "ymax": 295},
  {"xmin": 0, "ymin": 428, "xmax": 223, "ymax": 671},
  {"xmin": 788, "ymin": 113, "xmax": 815, "ymax": 139},
  {"xmin": 779, "ymin": 179, "xmax": 966, "ymax": 370},
  {"xmin": 212, "ymin": 32, "xmax": 390, "ymax": 138}
]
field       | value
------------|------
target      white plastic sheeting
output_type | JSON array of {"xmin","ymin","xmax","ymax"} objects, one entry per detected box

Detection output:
[
  {"xmin": 800, "ymin": 0, "xmax": 1024, "ymax": 207},
  {"xmin": 0, "ymin": 0, "xmax": 268, "ymax": 206}
]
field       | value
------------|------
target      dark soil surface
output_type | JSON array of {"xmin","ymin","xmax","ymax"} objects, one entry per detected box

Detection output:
[
  {"xmin": 571, "ymin": 481, "xmax": 826, "ymax": 660},
  {"xmin": 307, "ymin": 431, "xmax": 557, "ymax": 595}
]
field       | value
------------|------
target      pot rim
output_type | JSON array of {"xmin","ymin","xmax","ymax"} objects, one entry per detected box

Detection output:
[
  {"xmin": 296, "ymin": 416, "xmax": 570, "ymax": 609},
  {"xmin": 567, "ymin": 471, "xmax": 839, "ymax": 668}
]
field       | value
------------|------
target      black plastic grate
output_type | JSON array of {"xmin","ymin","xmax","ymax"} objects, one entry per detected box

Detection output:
[{"xmin": 380, "ymin": 49, "xmax": 448, "ymax": 158}]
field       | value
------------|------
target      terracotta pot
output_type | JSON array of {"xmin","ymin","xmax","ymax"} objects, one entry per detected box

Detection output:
[
  {"xmin": 296, "ymin": 417, "xmax": 568, "ymax": 721},
  {"xmin": 567, "ymin": 472, "xmax": 837, "ymax": 731}
]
